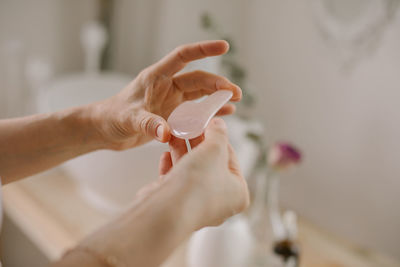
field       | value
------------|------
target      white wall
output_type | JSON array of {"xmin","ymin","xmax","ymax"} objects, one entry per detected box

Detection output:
[
  {"xmin": 110, "ymin": 0, "xmax": 160, "ymax": 75},
  {"xmin": 0, "ymin": 0, "xmax": 97, "ymax": 74},
  {"xmin": 137, "ymin": 0, "xmax": 400, "ymax": 258},
  {"xmin": 109, "ymin": 0, "xmax": 247, "ymax": 74},
  {"xmin": 1, "ymin": 0, "xmax": 399, "ymax": 260},
  {"xmin": 241, "ymin": 0, "xmax": 400, "ymax": 258},
  {"xmin": 0, "ymin": 0, "xmax": 97, "ymax": 117}
]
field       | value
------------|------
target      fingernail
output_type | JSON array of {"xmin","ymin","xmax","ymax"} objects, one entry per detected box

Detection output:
[{"xmin": 156, "ymin": 124, "xmax": 164, "ymax": 140}]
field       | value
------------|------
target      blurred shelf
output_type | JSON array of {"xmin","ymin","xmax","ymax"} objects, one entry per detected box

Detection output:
[{"xmin": 3, "ymin": 169, "xmax": 400, "ymax": 267}]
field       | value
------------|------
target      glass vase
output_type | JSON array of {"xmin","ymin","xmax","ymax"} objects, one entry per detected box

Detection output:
[{"xmin": 246, "ymin": 167, "xmax": 299, "ymax": 267}]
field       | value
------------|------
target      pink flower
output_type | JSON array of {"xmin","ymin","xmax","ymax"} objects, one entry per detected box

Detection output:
[{"xmin": 268, "ymin": 142, "xmax": 302, "ymax": 170}]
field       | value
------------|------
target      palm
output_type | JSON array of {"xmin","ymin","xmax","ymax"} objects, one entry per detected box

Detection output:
[
  {"xmin": 142, "ymin": 76, "xmax": 185, "ymax": 120},
  {"xmin": 100, "ymin": 41, "xmax": 241, "ymax": 150}
]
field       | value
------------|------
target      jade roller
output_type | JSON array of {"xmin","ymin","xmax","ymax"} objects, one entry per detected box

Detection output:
[{"xmin": 167, "ymin": 90, "xmax": 233, "ymax": 151}]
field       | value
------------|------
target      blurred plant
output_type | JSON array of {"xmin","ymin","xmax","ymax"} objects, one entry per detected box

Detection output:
[
  {"xmin": 200, "ymin": 13, "xmax": 254, "ymax": 108},
  {"xmin": 200, "ymin": 12, "xmax": 270, "ymax": 167}
]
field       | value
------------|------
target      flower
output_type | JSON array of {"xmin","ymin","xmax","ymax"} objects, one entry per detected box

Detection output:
[{"xmin": 267, "ymin": 142, "xmax": 302, "ymax": 170}]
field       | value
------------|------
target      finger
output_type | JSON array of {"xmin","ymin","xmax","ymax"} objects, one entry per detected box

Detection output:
[
  {"xmin": 133, "ymin": 110, "xmax": 171, "ymax": 143},
  {"xmin": 203, "ymin": 117, "xmax": 228, "ymax": 147},
  {"xmin": 153, "ymin": 40, "xmax": 229, "ymax": 76},
  {"xmin": 169, "ymin": 118, "xmax": 228, "ymax": 163},
  {"xmin": 227, "ymin": 143, "xmax": 243, "ymax": 177},
  {"xmin": 215, "ymin": 103, "xmax": 236, "ymax": 116},
  {"xmin": 227, "ymin": 143, "xmax": 249, "ymax": 210},
  {"xmin": 169, "ymin": 136, "xmax": 189, "ymax": 164},
  {"xmin": 189, "ymin": 133, "xmax": 205, "ymax": 148},
  {"xmin": 169, "ymin": 133, "xmax": 205, "ymax": 164},
  {"xmin": 196, "ymin": 118, "xmax": 229, "ymax": 165},
  {"xmin": 174, "ymin": 70, "xmax": 242, "ymax": 102},
  {"xmin": 159, "ymin": 151, "xmax": 173, "ymax": 176}
]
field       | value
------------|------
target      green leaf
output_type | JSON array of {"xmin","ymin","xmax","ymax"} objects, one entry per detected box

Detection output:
[
  {"xmin": 230, "ymin": 64, "xmax": 246, "ymax": 83},
  {"xmin": 242, "ymin": 90, "xmax": 255, "ymax": 106},
  {"xmin": 200, "ymin": 13, "xmax": 213, "ymax": 29},
  {"xmin": 246, "ymin": 132, "xmax": 262, "ymax": 143}
]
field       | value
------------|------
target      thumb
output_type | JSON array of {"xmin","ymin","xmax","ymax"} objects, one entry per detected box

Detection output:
[
  {"xmin": 199, "ymin": 117, "xmax": 229, "ymax": 158},
  {"xmin": 203, "ymin": 117, "xmax": 228, "ymax": 145},
  {"xmin": 136, "ymin": 111, "xmax": 171, "ymax": 142}
]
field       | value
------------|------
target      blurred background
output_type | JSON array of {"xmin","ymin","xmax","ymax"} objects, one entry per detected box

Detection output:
[{"xmin": 1, "ymin": 0, "xmax": 400, "ymax": 265}]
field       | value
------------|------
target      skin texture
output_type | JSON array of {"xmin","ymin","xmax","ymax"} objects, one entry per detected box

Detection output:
[
  {"xmin": 53, "ymin": 118, "xmax": 249, "ymax": 267},
  {"xmin": 0, "ymin": 40, "xmax": 249, "ymax": 266},
  {"xmin": 90, "ymin": 40, "xmax": 241, "ymax": 150},
  {"xmin": 0, "ymin": 40, "xmax": 241, "ymax": 184}
]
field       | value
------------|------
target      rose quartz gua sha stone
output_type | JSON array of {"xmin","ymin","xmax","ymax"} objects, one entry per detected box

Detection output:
[{"xmin": 167, "ymin": 90, "xmax": 233, "ymax": 151}]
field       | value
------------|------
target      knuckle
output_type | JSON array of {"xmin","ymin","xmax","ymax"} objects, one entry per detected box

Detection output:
[
  {"xmin": 138, "ymin": 68, "xmax": 154, "ymax": 83},
  {"xmin": 139, "ymin": 67, "xmax": 168, "ymax": 90},
  {"xmin": 174, "ymin": 46, "xmax": 188, "ymax": 63},
  {"xmin": 219, "ymin": 76, "xmax": 230, "ymax": 85},
  {"xmin": 198, "ymin": 43, "xmax": 207, "ymax": 56},
  {"xmin": 175, "ymin": 44, "xmax": 186, "ymax": 53},
  {"xmin": 139, "ymin": 116, "xmax": 158, "ymax": 136}
]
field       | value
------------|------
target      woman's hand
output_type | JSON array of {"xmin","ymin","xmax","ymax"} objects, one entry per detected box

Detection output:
[
  {"xmin": 159, "ymin": 117, "xmax": 250, "ymax": 228},
  {"xmin": 55, "ymin": 118, "xmax": 249, "ymax": 267},
  {"xmin": 92, "ymin": 40, "xmax": 241, "ymax": 150},
  {"xmin": 54, "ymin": 118, "xmax": 248, "ymax": 267},
  {"xmin": 0, "ymin": 40, "xmax": 241, "ymax": 186}
]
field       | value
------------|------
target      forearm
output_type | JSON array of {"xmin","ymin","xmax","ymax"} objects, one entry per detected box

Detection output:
[
  {"xmin": 53, "ymin": 176, "xmax": 195, "ymax": 267},
  {"xmin": 0, "ymin": 105, "xmax": 105, "ymax": 184},
  {"xmin": 49, "ymin": 249, "xmax": 107, "ymax": 267}
]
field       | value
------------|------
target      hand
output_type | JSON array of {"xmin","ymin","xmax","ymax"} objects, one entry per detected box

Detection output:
[
  {"xmin": 91, "ymin": 40, "xmax": 241, "ymax": 150},
  {"xmin": 59, "ymin": 118, "xmax": 249, "ymax": 267},
  {"xmin": 159, "ymin": 118, "xmax": 250, "ymax": 228}
]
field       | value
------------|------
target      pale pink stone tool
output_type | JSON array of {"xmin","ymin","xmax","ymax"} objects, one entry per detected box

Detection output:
[{"xmin": 167, "ymin": 90, "xmax": 233, "ymax": 151}]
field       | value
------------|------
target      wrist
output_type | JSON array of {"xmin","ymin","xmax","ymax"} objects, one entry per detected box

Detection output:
[
  {"xmin": 81, "ymin": 176, "xmax": 195, "ymax": 266},
  {"xmin": 57, "ymin": 104, "xmax": 108, "ymax": 152},
  {"xmin": 53, "ymin": 247, "xmax": 119, "ymax": 267},
  {"xmin": 88, "ymin": 98, "xmax": 145, "ymax": 150},
  {"xmin": 165, "ymin": 168, "xmax": 211, "ymax": 231}
]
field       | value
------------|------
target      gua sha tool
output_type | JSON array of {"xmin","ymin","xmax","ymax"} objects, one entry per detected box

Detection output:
[{"xmin": 167, "ymin": 90, "xmax": 233, "ymax": 151}]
